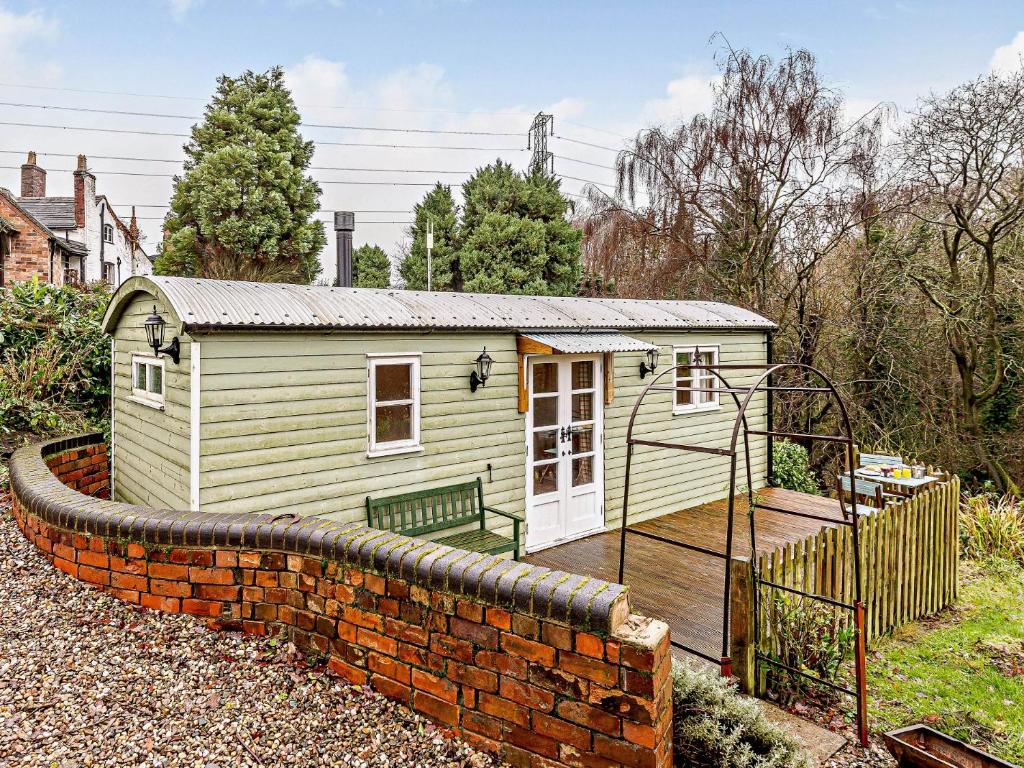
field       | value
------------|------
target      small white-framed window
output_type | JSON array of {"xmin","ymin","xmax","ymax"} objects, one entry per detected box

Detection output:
[
  {"xmin": 103, "ymin": 223, "xmax": 114, "ymax": 244},
  {"xmin": 673, "ymin": 346, "xmax": 720, "ymax": 413},
  {"xmin": 131, "ymin": 354, "xmax": 165, "ymax": 408},
  {"xmin": 367, "ymin": 354, "xmax": 421, "ymax": 456}
]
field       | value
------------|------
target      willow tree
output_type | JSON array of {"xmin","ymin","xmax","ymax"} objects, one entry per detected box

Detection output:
[
  {"xmin": 901, "ymin": 70, "xmax": 1024, "ymax": 493},
  {"xmin": 610, "ymin": 45, "xmax": 870, "ymax": 318},
  {"xmin": 156, "ymin": 67, "xmax": 325, "ymax": 283}
]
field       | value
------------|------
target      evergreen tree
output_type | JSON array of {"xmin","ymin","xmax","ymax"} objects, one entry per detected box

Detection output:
[
  {"xmin": 399, "ymin": 161, "xmax": 582, "ymax": 295},
  {"xmin": 457, "ymin": 163, "xmax": 582, "ymax": 295},
  {"xmin": 156, "ymin": 67, "xmax": 325, "ymax": 283},
  {"xmin": 400, "ymin": 184, "xmax": 459, "ymax": 290},
  {"xmin": 352, "ymin": 244, "xmax": 391, "ymax": 288}
]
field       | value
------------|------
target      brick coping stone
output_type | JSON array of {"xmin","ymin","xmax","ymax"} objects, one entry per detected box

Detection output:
[{"xmin": 8, "ymin": 433, "xmax": 674, "ymax": 768}]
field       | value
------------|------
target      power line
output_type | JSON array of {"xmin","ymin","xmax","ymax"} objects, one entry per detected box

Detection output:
[
  {"xmin": 560, "ymin": 118, "xmax": 633, "ymax": 140},
  {"xmin": 0, "ymin": 101, "xmax": 523, "ymax": 137},
  {"xmin": 0, "ymin": 164, "xmax": 450, "ymax": 186},
  {"xmin": 555, "ymin": 153, "xmax": 616, "ymax": 171},
  {"xmin": 0, "ymin": 121, "xmax": 527, "ymax": 151},
  {"xmin": 0, "ymin": 81, "xmax": 537, "ymax": 119},
  {"xmin": 552, "ymin": 134, "xmax": 622, "ymax": 153},
  {"xmin": 555, "ymin": 173, "xmax": 615, "ymax": 190},
  {"xmin": 0, "ymin": 149, "xmax": 474, "ymax": 174}
]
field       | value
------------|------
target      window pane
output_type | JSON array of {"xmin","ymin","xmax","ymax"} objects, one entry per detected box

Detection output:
[
  {"xmin": 135, "ymin": 362, "xmax": 146, "ymax": 391},
  {"xmin": 532, "ymin": 363, "xmax": 557, "ymax": 393},
  {"xmin": 375, "ymin": 363, "xmax": 412, "ymax": 402},
  {"xmin": 571, "ymin": 426, "xmax": 593, "ymax": 454},
  {"xmin": 571, "ymin": 361, "xmax": 594, "ymax": 390},
  {"xmin": 533, "ymin": 463, "xmax": 558, "ymax": 495},
  {"xmin": 572, "ymin": 392, "xmax": 593, "ymax": 422},
  {"xmin": 149, "ymin": 365, "xmax": 163, "ymax": 395},
  {"xmin": 533, "ymin": 395, "xmax": 558, "ymax": 427},
  {"xmin": 375, "ymin": 403, "xmax": 413, "ymax": 443},
  {"xmin": 676, "ymin": 385, "xmax": 693, "ymax": 406},
  {"xmin": 533, "ymin": 429, "xmax": 559, "ymax": 460},
  {"xmin": 572, "ymin": 456, "xmax": 594, "ymax": 487}
]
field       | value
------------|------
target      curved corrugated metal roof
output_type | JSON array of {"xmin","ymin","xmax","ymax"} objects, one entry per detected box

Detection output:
[{"xmin": 102, "ymin": 276, "xmax": 775, "ymax": 334}]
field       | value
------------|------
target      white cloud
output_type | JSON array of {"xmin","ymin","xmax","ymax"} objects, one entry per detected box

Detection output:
[
  {"xmin": 990, "ymin": 30, "xmax": 1024, "ymax": 74},
  {"xmin": 167, "ymin": 0, "xmax": 202, "ymax": 21},
  {"xmin": 0, "ymin": 6, "xmax": 60, "ymax": 81},
  {"xmin": 642, "ymin": 73, "xmax": 717, "ymax": 125},
  {"xmin": 285, "ymin": 55, "xmax": 353, "ymax": 107}
]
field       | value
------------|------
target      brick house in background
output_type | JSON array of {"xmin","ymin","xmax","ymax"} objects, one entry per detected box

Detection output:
[{"xmin": 0, "ymin": 152, "xmax": 152, "ymax": 288}]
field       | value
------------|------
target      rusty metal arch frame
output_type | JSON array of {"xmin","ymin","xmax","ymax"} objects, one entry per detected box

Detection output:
[{"xmin": 616, "ymin": 359, "xmax": 869, "ymax": 747}]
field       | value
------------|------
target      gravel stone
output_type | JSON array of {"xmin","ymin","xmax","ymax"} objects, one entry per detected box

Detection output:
[{"xmin": 0, "ymin": 503, "xmax": 502, "ymax": 768}]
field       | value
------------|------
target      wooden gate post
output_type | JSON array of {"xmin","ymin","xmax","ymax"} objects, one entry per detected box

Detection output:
[{"xmin": 729, "ymin": 556, "xmax": 755, "ymax": 693}]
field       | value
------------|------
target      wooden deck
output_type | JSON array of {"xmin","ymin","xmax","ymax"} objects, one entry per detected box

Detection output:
[{"xmin": 525, "ymin": 487, "xmax": 848, "ymax": 663}]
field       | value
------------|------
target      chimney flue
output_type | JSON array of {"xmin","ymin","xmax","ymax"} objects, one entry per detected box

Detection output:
[
  {"xmin": 334, "ymin": 211, "xmax": 355, "ymax": 287},
  {"xmin": 20, "ymin": 151, "xmax": 46, "ymax": 197}
]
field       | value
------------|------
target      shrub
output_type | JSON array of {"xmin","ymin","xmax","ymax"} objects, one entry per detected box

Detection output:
[
  {"xmin": 761, "ymin": 592, "xmax": 854, "ymax": 705},
  {"xmin": 961, "ymin": 493, "xmax": 1024, "ymax": 566},
  {"xmin": 771, "ymin": 441, "xmax": 820, "ymax": 495},
  {"xmin": 0, "ymin": 280, "xmax": 111, "ymax": 444},
  {"xmin": 671, "ymin": 660, "xmax": 809, "ymax": 768}
]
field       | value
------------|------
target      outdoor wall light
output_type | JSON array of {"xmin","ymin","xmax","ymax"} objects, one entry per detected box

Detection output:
[
  {"xmin": 639, "ymin": 347, "xmax": 660, "ymax": 379},
  {"xmin": 143, "ymin": 306, "xmax": 181, "ymax": 364},
  {"xmin": 470, "ymin": 347, "xmax": 493, "ymax": 392}
]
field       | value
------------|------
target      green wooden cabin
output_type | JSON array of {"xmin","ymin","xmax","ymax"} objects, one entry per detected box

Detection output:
[{"xmin": 102, "ymin": 276, "xmax": 774, "ymax": 554}]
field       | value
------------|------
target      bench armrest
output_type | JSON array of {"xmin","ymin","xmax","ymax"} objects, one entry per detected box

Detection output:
[{"xmin": 483, "ymin": 505, "xmax": 524, "ymax": 522}]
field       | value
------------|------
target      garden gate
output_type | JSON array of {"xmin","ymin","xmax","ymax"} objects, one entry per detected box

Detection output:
[{"xmin": 616, "ymin": 359, "xmax": 870, "ymax": 747}]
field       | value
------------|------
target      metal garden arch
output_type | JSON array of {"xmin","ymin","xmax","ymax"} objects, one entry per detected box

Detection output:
[{"xmin": 616, "ymin": 357, "xmax": 869, "ymax": 747}]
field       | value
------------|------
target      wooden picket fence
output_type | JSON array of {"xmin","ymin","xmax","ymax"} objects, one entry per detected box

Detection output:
[{"xmin": 756, "ymin": 474, "xmax": 961, "ymax": 645}]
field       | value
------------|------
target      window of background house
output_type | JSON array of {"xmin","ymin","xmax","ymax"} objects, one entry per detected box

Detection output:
[
  {"xmin": 103, "ymin": 223, "xmax": 114, "ymax": 244},
  {"xmin": 673, "ymin": 346, "xmax": 720, "ymax": 413},
  {"xmin": 131, "ymin": 354, "xmax": 165, "ymax": 408},
  {"xmin": 367, "ymin": 355, "xmax": 421, "ymax": 455},
  {"xmin": 103, "ymin": 262, "xmax": 115, "ymax": 285}
]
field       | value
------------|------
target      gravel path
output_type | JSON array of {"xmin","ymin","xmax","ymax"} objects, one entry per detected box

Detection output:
[{"xmin": 0, "ymin": 503, "xmax": 501, "ymax": 768}]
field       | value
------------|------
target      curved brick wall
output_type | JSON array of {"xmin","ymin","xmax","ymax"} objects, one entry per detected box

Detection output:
[{"xmin": 9, "ymin": 433, "xmax": 672, "ymax": 768}]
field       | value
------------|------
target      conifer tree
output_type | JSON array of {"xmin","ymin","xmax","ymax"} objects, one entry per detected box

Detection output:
[
  {"xmin": 352, "ymin": 244, "xmax": 391, "ymax": 288},
  {"xmin": 399, "ymin": 162, "xmax": 581, "ymax": 295},
  {"xmin": 400, "ymin": 184, "xmax": 459, "ymax": 290},
  {"xmin": 156, "ymin": 67, "xmax": 325, "ymax": 283}
]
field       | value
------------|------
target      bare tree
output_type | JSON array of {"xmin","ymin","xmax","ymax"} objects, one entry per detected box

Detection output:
[
  {"xmin": 613, "ymin": 45, "xmax": 863, "ymax": 314},
  {"xmin": 901, "ymin": 70, "xmax": 1024, "ymax": 493}
]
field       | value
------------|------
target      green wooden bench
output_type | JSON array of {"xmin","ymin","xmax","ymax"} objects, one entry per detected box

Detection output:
[{"xmin": 366, "ymin": 478, "xmax": 522, "ymax": 560}]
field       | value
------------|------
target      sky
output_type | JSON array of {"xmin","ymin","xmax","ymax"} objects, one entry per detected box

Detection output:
[{"xmin": 0, "ymin": 0, "xmax": 1022, "ymax": 282}]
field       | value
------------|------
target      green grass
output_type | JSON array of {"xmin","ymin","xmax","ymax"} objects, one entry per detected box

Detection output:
[{"xmin": 868, "ymin": 558, "xmax": 1024, "ymax": 763}]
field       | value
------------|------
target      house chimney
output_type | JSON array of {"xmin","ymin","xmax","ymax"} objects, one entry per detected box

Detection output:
[
  {"xmin": 20, "ymin": 151, "xmax": 46, "ymax": 197},
  {"xmin": 334, "ymin": 211, "xmax": 355, "ymax": 287},
  {"xmin": 73, "ymin": 154, "xmax": 94, "ymax": 229}
]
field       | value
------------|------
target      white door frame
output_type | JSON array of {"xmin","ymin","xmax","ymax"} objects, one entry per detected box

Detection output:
[{"xmin": 524, "ymin": 353, "xmax": 605, "ymax": 553}]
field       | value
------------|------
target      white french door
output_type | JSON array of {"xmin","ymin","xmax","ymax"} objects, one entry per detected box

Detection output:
[{"xmin": 525, "ymin": 355, "xmax": 604, "ymax": 552}]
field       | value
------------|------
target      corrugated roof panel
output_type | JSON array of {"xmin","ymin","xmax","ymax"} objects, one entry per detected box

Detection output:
[
  {"xmin": 521, "ymin": 331, "xmax": 657, "ymax": 354},
  {"xmin": 107, "ymin": 276, "xmax": 775, "ymax": 334}
]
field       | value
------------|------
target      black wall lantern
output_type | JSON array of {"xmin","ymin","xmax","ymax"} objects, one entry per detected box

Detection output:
[
  {"xmin": 470, "ymin": 347, "xmax": 493, "ymax": 392},
  {"xmin": 639, "ymin": 347, "xmax": 659, "ymax": 379},
  {"xmin": 143, "ymin": 306, "xmax": 181, "ymax": 364}
]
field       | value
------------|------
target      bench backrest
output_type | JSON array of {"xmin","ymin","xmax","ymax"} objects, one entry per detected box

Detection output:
[
  {"xmin": 836, "ymin": 474, "xmax": 884, "ymax": 513},
  {"xmin": 366, "ymin": 478, "xmax": 484, "ymax": 537},
  {"xmin": 859, "ymin": 451, "xmax": 902, "ymax": 467}
]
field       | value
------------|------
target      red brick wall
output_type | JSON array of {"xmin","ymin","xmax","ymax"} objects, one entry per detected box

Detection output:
[
  {"xmin": 0, "ymin": 194, "xmax": 56, "ymax": 285},
  {"xmin": 10, "ymin": 438, "xmax": 674, "ymax": 768}
]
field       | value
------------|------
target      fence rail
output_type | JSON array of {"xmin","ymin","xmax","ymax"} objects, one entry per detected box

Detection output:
[{"xmin": 756, "ymin": 475, "xmax": 960, "ymax": 646}]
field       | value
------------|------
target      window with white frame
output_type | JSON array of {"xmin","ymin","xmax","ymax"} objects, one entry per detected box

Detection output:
[
  {"xmin": 131, "ymin": 354, "xmax": 165, "ymax": 407},
  {"xmin": 367, "ymin": 355, "xmax": 421, "ymax": 455},
  {"xmin": 673, "ymin": 346, "xmax": 720, "ymax": 412},
  {"xmin": 103, "ymin": 223, "xmax": 114, "ymax": 244}
]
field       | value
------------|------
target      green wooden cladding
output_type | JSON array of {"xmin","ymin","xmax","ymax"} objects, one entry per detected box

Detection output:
[{"xmin": 366, "ymin": 477, "xmax": 522, "ymax": 559}]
